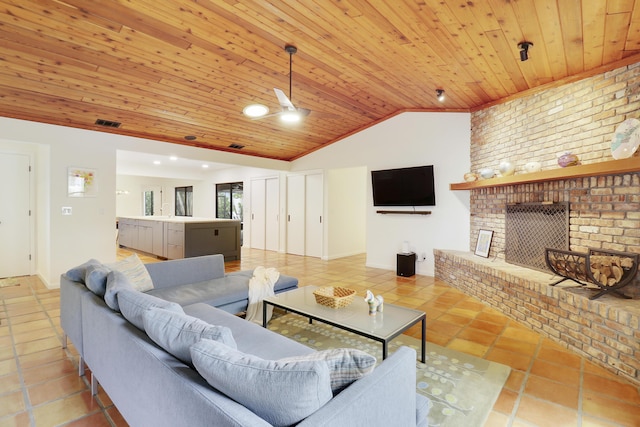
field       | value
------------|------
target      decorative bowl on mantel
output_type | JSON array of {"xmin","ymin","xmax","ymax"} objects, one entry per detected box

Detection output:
[
  {"xmin": 479, "ymin": 168, "xmax": 495, "ymax": 179},
  {"xmin": 557, "ymin": 152, "xmax": 580, "ymax": 167},
  {"xmin": 498, "ymin": 160, "xmax": 515, "ymax": 176},
  {"xmin": 524, "ymin": 161, "xmax": 542, "ymax": 173},
  {"xmin": 463, "ymin": 172, "xmax": 479, "ymax": 182}
]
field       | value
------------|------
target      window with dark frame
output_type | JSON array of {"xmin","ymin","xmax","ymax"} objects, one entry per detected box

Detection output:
[
  {"xmin": 175, "ymin": 186, "xmax": 193, "ymax": 217},
  {"xmin": 216, "ymin": 182, "xmax": 243, "ymax": 221}
]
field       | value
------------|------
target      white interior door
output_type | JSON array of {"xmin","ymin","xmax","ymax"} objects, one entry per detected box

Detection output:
[
  {"xmin": 305, "ymin": 173, "xmax": 323, "ymax": 258},
  {"xmin": 265, "ymin": 177, "xmax": 279, "ymax": 252},
  {"xmin": 286, "ymin": 175, "xmax": 305, "ymax": 256},
  {"xmin": 0, "ymin": 153, "xmax": 31, "ymax": 278},
  {"xmin": 250, "ymin": 179, "xmax": 266, "ymax": 249}
]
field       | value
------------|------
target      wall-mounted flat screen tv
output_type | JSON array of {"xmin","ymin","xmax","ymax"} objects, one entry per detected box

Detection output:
[{"xmin": 371, "ymin": 165, "xmax": 435, "ymax": 206}]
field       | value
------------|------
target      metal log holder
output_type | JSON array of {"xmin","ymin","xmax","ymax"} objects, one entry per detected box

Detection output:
[{"xmin": 545, "ymin": 248, "xmax": 639, "ymax": 300}]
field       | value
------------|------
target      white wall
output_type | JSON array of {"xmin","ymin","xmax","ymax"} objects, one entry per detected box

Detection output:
[
  {"xmin": 292, "ymin": 112, "xmax": 471, "ymax": 275},
  {"xmin": 116, "ymin": 175, "xmax": 208, "ymax": 217},
  {"xmin": 1, "ymin": 111, "xmax": 471, "ymax": 286},
  {"xmin": 326, "ymin": 167, "xmax": 367, "ymax": 259},
  {"xmin": 0, "ymin": 117, "xmax": 290, "ymax": 288}
]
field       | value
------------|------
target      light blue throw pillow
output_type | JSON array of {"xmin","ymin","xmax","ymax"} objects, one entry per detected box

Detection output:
[
  {"xmin": 143, "ymin": 309, "xmax": 236, "ymax": 365},
  {"xmin": 107, "ymin": 253, "xmax": 154, "ymax": 292},
  {"xmin": 117, "ymin": 289, "xmax": 184, "ymax": 331},
  {"xmin": 65, "ymin": 259, "xmax": 101, "ymax": 283},
  {"xmin": 190, "ymin": 339, "xmax": 332, "ymax": 427},
  {"xmin": 104, "ymin": 270, "xmax": 134, "ymax": 311},
  {"xmin": 84, "ymin": 263, "xmax": 111, "ymax": 296},
  {"xmin": 279, "ymin": 348, "xmax": 376, "ymax": 394}
]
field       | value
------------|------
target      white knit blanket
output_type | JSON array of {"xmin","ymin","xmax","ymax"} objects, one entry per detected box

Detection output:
[{"xmin": 245, "ymin": 266, "xmax": 280, "ymax": 324}]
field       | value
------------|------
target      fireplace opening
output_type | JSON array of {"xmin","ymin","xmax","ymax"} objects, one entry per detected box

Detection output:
[{"xmin": 505, "ymin": 202, "xmax": 569, "ymax": 272}]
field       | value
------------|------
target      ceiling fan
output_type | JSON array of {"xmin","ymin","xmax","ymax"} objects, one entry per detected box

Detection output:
[{"xmin": 249, "ymin": 45, "xmax": 310, "ymax": 123}]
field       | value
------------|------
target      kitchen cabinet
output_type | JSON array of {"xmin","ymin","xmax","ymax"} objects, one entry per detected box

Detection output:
[{"xmin": 117, "ymin": 217, "xmax": 241, "ymax": 261}]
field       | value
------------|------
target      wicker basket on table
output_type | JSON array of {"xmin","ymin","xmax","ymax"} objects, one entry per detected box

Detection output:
[{"xmin": 313, "ymin": 286, "xmax": 356, "ymax": 309}]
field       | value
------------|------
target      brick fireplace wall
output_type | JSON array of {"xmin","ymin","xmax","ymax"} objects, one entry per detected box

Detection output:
[
  {"xmin": 434, "ymin": 62, "xmax": 640, "ymax": 385},
  {"xmin": 469, "ymin": 62, "xmax": 640, "ymax": 288}
]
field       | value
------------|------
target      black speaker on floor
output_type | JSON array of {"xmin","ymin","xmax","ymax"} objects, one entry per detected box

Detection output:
[{"xmin": 397, "ymin": 252, "xmax": 416, "ymax": 277}]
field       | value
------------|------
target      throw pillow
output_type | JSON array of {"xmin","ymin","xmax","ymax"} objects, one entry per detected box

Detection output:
[
  {"xmin": 117, "ymin": 289, "xmax": 184, "ymax": 331},
  {"xmin": 84, "ymin": 263, "xmax": 111, "ymax": 296},
  {"xmin": 107, "ymin": 253, "xmax": 153, "ymax": 292},
  {"xmin": 190, "ymin": 339, "xmax": 332, "ymax": 427},
  {"xmin": 103, "ymin": 270, "xmax": 134, "ymax": 311},
  {"xmin": 279, "ymin": 348, "xmax": 376, "ymax": 394},
  {"xmin": 143, "ymin": 308, "xmax": 236, "ymax": 365},
  {"xmin": 65, "ymin": 259, "xmax": 102, "ymax": 283}
]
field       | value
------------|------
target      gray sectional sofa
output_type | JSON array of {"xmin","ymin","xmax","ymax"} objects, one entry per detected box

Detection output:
[{"xmin": 60, "ymin": 254, "xmax": 430, "ymax": 426}]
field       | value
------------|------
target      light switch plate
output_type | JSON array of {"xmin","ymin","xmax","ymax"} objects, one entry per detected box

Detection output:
[{"xmin": 62, "ymin": 207, "xmax": 72, "ymax": 215}]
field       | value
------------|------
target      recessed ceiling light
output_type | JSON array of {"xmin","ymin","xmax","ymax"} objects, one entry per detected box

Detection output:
[
  {"xmin": 202, "ymin": 164, "xmax": 209, "ymax": 169},
  {"xmin": 153, "ymin": 160, "xmax": 161, "ymax": 165},
  {"xmin": 243, "ymin": 104, "xmax": 269, "ymax": 118},
  {"xmin": 169, "ymin": 156, "xmax": 178, "ymax": 161}
]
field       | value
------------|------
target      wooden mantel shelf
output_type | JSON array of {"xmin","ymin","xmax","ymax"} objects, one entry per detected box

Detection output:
[{"xmin": 450, "ymin": 157, "xmax": 640, "ymax": 190}]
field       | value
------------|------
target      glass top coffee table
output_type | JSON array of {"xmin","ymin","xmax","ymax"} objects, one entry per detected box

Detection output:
[{"xmin": 263, "ymin": 286, "xmax": 425, "ymax": 362}]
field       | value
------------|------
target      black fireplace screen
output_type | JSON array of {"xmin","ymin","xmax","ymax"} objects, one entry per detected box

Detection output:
[{"xmin": 505, "ymin": 202, "xmax": 569, "ymax": 272}]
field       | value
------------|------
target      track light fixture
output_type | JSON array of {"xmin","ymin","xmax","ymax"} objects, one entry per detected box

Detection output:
[
  {"xmin": 436, "ymin": 89, "xmax": 445, "ymax": 102},
  {"xmin": 518, "ymin": 41, "xmax": 533, "ymax": 61}
]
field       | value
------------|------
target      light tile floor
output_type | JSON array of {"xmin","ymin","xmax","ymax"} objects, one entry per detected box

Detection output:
[{"xmin": 0, "ymin": 248, "xmax": 639, "ymax": 426}]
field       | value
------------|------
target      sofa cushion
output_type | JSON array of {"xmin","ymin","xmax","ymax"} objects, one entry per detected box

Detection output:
[
  {"xmin": 146, "ymin": 275, "xmax": 251, "ymax": 308},
  {"xmin": 143, "ymin": 308, "xmax": 236, "ymax": 364},
  {"xmin": 190, "ymin": 339, "xmax": 332, "ymax": 427},
  {"xmin": 104, "ymin": 270, "xmax": 134, "ymax": 311},
  {"xmin": 65, "ymin": 258, "xmax": 101, "ymax": 283},
  {"xmin": 183, "ymin": 303, "xmax": 314, "ymax": 359},
  {"xmin": 117, "ymin": 289, "xmax": 184, "ymax": 331},
  {"xmin": 85, "ymin": 263, "xmax": 111, "ymax": 296},
  {"xmin": 147, "ymin": 272, "xmax": 298, "ymax": 309},
  {"xmin": 279, "ymin": 348, "xmax": 376, "ymax": 394},
  {"xmin": 108, "ymin": 253, "xmax": 154, "ymax": 292}
]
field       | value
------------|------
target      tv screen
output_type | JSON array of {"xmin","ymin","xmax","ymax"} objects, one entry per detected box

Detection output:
[{"xmin": 371, "ymin": 165, "xmax": 435, "ymax": 206}]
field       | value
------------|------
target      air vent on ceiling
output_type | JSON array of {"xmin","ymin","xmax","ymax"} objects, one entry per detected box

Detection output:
[
  {"xmin": 229, "ymin": 144, "xmax": 245, "ymax": 150},
  {"xmin": 95, "ymin": 119, "xmax": 121, "ymax": 128}
]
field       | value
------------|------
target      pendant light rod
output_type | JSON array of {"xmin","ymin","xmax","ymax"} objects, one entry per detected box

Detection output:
[{"xmin": 285, "ymin": 45, "xmax": 297, "ymax": 101}]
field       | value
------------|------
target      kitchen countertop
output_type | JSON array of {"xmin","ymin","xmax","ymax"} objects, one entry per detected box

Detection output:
[{"xmin": 117, "ymin": 216, "xmax": 240, "ymax": 224}]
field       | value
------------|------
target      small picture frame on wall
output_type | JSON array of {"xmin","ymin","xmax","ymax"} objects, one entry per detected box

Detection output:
[
  {"xmin": 474, "ymin": 229, "xmax": 493, "ymax": 258},
  {"xmin": 68, "ymin": 167, "xmax": 98, "ymax": 197}
]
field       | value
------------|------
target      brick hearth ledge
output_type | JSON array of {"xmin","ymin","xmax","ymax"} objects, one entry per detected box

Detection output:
[{"xmin": 434, "ymin": 249, "xmax": 640, "ymax": 387}]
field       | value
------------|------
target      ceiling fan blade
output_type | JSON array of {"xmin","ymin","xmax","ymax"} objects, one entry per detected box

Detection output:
[
  {"xmin": 249, "ymin": 111, "xmax": 282, "ymax": 120},
  {"xmin": 274, "ymin": 88, "xmax": 295, "ymax": 110},
  {"xmin": 297, "ymin": 107, "xmax": 311, "ymax": 117}
]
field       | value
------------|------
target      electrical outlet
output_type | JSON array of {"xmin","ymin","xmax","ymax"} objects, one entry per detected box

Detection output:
[{"xmin": 62, "ymin": 207, "xmax": 72, "ymax": 215}]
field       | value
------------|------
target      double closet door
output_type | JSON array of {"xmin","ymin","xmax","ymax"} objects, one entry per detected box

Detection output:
[
  {"xmin": 250, "ymin": 177, "xmax": 279, "ymax": 251},
  {"xmin": 286, "ymin": 173, "xmax": 322, "ymax": 258}
]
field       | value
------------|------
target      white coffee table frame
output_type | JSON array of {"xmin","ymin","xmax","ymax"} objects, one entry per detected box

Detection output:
[{"xmin": 262, "ymin": 286, "xmax": 426, "ymax": 362}]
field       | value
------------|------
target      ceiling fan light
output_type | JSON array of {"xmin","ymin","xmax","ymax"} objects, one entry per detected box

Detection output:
[
  {"xmin": 243, "ymin": 104, "xmax": 269, "ymax": 118},
  {"xmin": 280, "ymin": 110, "xmax": 301, "ymax": 123}
]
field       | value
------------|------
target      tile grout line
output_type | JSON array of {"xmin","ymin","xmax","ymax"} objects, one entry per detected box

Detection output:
[
  {"xmin": 2, "ymin": 285, "xmax": 37, "ymax": 427},
  {"xmin": 35, "ymin": 282, "xmax": 122, "ymax": 427}
]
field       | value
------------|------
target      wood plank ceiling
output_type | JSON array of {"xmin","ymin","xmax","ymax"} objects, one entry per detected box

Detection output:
[{"xmin": 0, "ymin": 0, "xmax": 639, "ymax": 161}]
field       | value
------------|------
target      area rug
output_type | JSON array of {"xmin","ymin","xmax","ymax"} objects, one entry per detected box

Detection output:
[{"xmin": 268, "ymin": 313, "xmax": 510, "ymax": 427}]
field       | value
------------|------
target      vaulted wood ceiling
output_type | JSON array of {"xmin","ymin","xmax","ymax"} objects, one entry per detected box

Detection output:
[{"xmin": 1, "ymin": 1, "xmax": 639, "ymax": 161}]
